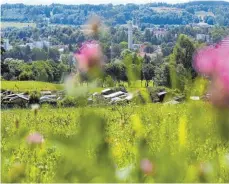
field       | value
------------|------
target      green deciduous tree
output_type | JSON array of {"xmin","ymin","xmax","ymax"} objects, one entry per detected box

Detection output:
[
  {"xmin": 48, "ymin": 48, "xmax": 60, "ymax": 62},
  {"xmin": 169, "ymin": 34, "xmax": 196, "ymax": 91},
  {"xmin": 142, "ymin": 63, "xmax": 155, "ymax": 87},
  {"xmin": 31, "ymin": 48, "xmax": 48, "ymax": 61}
]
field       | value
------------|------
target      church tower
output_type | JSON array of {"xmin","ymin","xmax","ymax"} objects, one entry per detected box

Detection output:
[{"xmin": 128, "ymin": 21, "xmax": 133, "ymax": 50}]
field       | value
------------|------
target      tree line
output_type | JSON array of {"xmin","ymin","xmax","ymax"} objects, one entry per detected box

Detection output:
[
  {"xmin": 1, "ymin": 34, "xmax": 200, "ymax": 93},
  {"xmin": 1, "ymin": 1, "xmax": 229, "ymax": 26}
]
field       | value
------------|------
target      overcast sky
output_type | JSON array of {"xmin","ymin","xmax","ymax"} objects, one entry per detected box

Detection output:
[{"xmin": 1, "ymin": 0, "xmax": 191, "ymax": 5}]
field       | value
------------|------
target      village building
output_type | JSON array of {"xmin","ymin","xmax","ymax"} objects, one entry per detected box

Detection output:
[
  {"xmin": 2, "ymin": 39, "xmax": 13, "ymax": 51},
  {"xmin": 19, "ymin": 40, "xmax": 50, "ymax": 49},
  {"xmin": 192, "ymin": 22, "xmax": 212, "ymax": 28},
  {"xmin": 153, "ymin": 28, "xmax": 168, "ymax": 39},
  {"xmin": 132, "ymin": 44, "xmax": 142, "ymax": 51},
  {"xmin": 196, "ymin": 34, "xmax": 210, "ymax": 42}
]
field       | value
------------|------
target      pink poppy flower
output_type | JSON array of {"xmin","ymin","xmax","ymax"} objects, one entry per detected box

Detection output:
[
  {"xmin": 26, "ymin": 132, "xmax": 44, "ymax": 144},
  {"xmin": 75, "ymin": 41, "xmax": 103, "ymax": 72},
  {"xmin": 140, "ymin": 158, "xmax": 153, "ymax": 175}
]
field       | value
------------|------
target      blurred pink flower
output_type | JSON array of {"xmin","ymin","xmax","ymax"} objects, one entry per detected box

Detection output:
[
  {"xmin": 140, "ymin": 158, "xmax": 153, "ymax": 175},
  {"xmin": 75, "ymin": 41, "xmax": 103, "ymax": 72},
  {"xmin": 26, "ymin": 132, "xmax": 44, "ymax": 144},
  {"xmin": 194, "ymin": 46, "xmax": 216, "ymax": 75},
  {"xmin": 199, "ymin": 162, "xmax": 213, "ymax": 176},
  {"xmin": 194, "ymin": 37, "xmax": 229, "ymax": 75},
  {"xmin": 194, "ymin": 37, "xmax": 229, "ymax": 107}
]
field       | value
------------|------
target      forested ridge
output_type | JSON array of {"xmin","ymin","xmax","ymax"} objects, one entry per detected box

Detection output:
[{"xmin": 1, "ymin": 1, "xmax": 229, "ymax": 26}]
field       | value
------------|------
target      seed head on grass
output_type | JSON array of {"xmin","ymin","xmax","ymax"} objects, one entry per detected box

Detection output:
[
  {"xmin": 83, "ymin": 15, "xmax": 102, "ymax": 37},
  {"xmin": 15, "ymin": 117, "xmax": 19, "ymax": 129},
  {"xmin": 31, "ymin": 104, "xmax": 40, "ymax": 116}
]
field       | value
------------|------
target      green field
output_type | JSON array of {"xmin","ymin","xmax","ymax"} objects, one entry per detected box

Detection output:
[
  {"xmin": 1, "ymin": 22, "xmax": 36, "ymax": 28},
  {"xmin": 1, "ymin": 80, "xmax": 153, "ymax": 93},
  {"xmin": 1, "ymin": 81, "xmax": 63, "ymax": 92},
  {"xmin": 2, "ymin": 102, "xmax": 229, "ymax": 182}
]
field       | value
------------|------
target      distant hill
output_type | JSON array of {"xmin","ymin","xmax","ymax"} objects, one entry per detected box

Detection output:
[
  {"xmin": 187, "ymin": 0, "xmax": 229, "ymax": 5},
  {"xmin": 1, "ymin": 1, "xmax": 229, "ymax": 26}
]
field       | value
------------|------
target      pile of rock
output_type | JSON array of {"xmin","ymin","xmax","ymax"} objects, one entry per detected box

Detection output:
[
  {"xmin": 1, "ymin": 90, "xmax": 65, "ymax": 108},
  {"xmin": 1, "ymin": 90, "xmax": 29, "ymax": 107}
]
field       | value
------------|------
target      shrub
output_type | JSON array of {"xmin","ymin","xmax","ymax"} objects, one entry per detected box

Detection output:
[
  {"xmin": 113, "ymin": 86, "xmax": 127, "ymax": 93},
  {"xmin": 58, "ymin": 96, "xmax": 78, "ymax": 107},
  {"xmin": 19, "ymin": 71, "xmax": 35, "ymax": 81},
  {"xmin": 29, "ymin": 91, "xmax": 41, "ymax": 104},
  {"xmin": 96, "ymin": 78, "xmax": 104, "ymax": 87},
  {"xmin": 104, "ymin": 76, "xmax": 115, "ymax": 87},
  {"xmin": 0, "ymin": 76, "xmax": 5, "ymax": 81},
  {"xmin": 92, "ymin": 94, "xmax": 109, "ymax": 106},
  {"xmin": 147, "ymin": 86, "xmax": 166, "ymax": 103},
  {"xmin": 58, "ymin": 95, "xmax": 88, "ymax": 107}
]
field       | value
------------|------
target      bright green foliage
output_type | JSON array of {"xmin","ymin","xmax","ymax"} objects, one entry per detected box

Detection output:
[
  {"xmin": 1, "ymin": 59, "xmax": 69, "ymax": 82},
  {"xmin": 169, "ymin": 34, "xmax": 196, "ymax": 91},
  {"xmin": 119, "ymin": 41, "xmax": 128, "ymax": 50},
  {"xmin": 210, "ymin": 27, "xmax": 229, "ymax": 43},
  {"xmin": 123, "ymin": 53, "xmax": 143, "ymax": 87},
  {"xmin": 2, "ymin": 103, "xmax": 229, "ymax": 182}
]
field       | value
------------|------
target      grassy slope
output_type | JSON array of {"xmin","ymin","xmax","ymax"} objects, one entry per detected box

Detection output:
[
  {"xmin": 1, "ymin": 81, "xmax": 63, "ymax": 92},
  {"xmin": 1, "ymin": 80, "xmax": 153, "ymax": 93}
]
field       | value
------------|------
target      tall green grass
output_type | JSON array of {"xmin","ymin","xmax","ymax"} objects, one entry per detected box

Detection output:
[{"xmin": 2, "ymin": 102, "xmax": 229, "ymax": 182}]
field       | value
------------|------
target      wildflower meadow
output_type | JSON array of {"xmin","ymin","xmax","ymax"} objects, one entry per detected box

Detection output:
[
  {"xmin": 1, "ymin": 14, "xmax": 229, "ymax": 183},
  {"xmin": 2, "ymin": 102, "xmax": 229, "ymax": 183}
]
